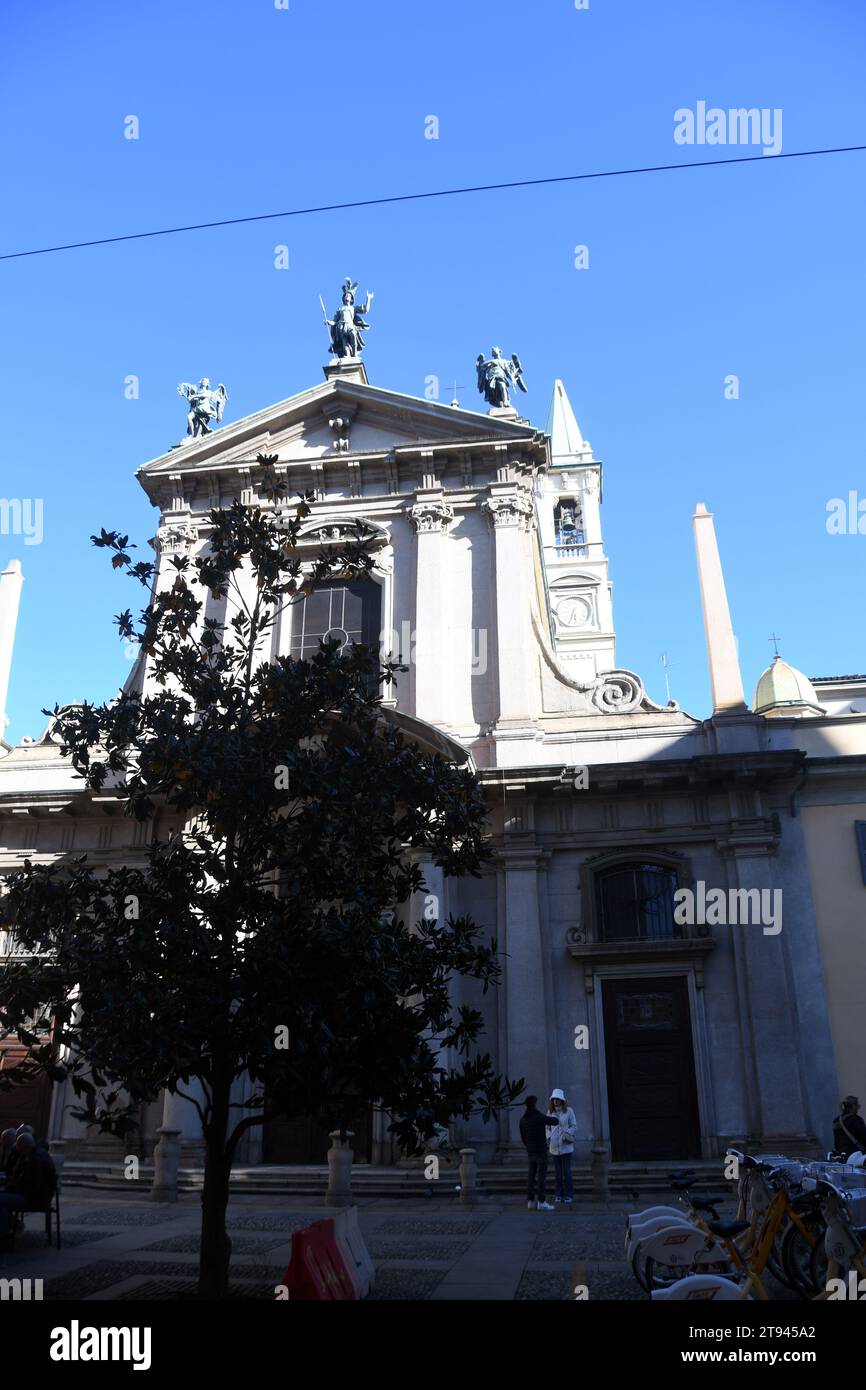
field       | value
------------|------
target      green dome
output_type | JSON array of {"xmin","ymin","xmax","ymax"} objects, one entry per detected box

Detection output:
[{"xmin": 754, "ymin": 655, "xmax": 825, "ymax": 718}]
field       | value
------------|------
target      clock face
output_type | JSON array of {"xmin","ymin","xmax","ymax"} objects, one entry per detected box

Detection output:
[{"xmin": 555, "ymin": 595, "xmax": 593, "ymax": 630}]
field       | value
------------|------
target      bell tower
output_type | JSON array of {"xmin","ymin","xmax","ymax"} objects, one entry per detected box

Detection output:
[{"xmin": 536, "ymin": 380, "xmax": 615, "ymax": 683}]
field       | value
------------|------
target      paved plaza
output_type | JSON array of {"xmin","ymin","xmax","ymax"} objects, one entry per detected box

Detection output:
[{"xmin": 0, "ymin": 1189, "xmax": 797, "ymax": 1301}]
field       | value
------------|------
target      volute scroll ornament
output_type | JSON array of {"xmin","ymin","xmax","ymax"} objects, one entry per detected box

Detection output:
[
  {"xmin": 408, "ymin": 500, "xmax": 454, "ymax": 534},
  {"xmin": 590, "ymin": 671, "xmax": 644, "ymax": 714},
  {"xmin": 154, "ymin": 521, "xmax": 199, "ymax": 557},
  {"xmin": 482, "ymin": 493, "xmax": 534, "ymax": 531}
]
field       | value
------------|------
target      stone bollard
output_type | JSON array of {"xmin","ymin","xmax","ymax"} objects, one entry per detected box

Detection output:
[
  {"xmin": 591, "ymin": 1139, "xmax": 610, "ymax": 1200},
  {"xmin": 48, "ymin": 1139, "xmax": 66, "ymax": 1177},
  {"xmin": 326, "ymin": 1130, "xmax": 355, "ymax": 1207},
  {"xmin": 458, "ymin": 1147, "xmax": 478, "ymax": 1204},
  {"xmin": 149, "ymin": 1127, "xmax": 182, "ymax": 1202}
]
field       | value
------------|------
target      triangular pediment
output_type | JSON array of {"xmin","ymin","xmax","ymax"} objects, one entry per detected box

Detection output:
[{"xmin": 137, "ymin": 376, "xmax": 544, "ymax": 485}]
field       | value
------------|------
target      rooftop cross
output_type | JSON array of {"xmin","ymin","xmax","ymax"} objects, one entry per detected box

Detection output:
[{"xmin": 769, "ymin": 633, "xmax": 783, "ymax": 658}]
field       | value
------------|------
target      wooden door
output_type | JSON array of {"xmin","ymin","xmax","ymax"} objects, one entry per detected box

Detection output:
[
  {"xmin": 602, "ymin": 976, "xmax": 700, "ymax": 1161},
  {"xmin": 0, "ymin": 1045, "xmax": 52, "ymax": 1140},
  {"xmin": 262, "ymin": 1102, "xmax": 372, "ymax": 1164}
]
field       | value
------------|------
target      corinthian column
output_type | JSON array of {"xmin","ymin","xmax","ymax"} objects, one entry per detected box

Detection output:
[
  {"xmin": 483, "ymin": 489, "xmax": 539, "ymax": 749},
  {"xmin": 498, "ymin": 845, "xmax": 550, "ymax": 1145},
  {"xmin": 408, "ymin": 495, "xmax": 454, "ymax": 730}
]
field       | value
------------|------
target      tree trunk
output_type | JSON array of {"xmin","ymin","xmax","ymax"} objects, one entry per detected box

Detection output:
[{"xmin": 198, "ymin": 1079, "xmax": 233, "ymax": 1298}]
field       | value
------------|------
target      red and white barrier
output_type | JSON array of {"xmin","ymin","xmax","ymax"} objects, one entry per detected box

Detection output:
[
  {"xmin": 281, "ymin": 1218, "xmax": 356, "ymax": 1300},
  {"xmin": 332, "ymin": 1206, "xmax": 374, "ymax": 1298}
]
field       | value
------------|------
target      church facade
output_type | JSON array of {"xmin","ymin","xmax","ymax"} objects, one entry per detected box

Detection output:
[{"xmin": 1, "ymin": 342, "xmax": 864, "ymax": 1168}]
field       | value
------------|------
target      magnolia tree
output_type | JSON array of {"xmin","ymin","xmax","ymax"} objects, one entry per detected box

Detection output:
[{"xmin": 0, "ymin": 457, "xmax": 521, "ymax": 1298}]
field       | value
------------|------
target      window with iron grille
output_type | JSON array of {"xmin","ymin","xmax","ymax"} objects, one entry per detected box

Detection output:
[{"xmin": 595, "ymin": 862, "xmax": 681, "ymax": 942}]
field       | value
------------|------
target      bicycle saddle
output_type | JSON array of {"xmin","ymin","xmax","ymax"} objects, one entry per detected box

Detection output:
[
  {"xmin": 691, "ymin": 1199, "xmax": 721, "ymax": 1218},
  {"xmin": 707, "ymin": 1218, "xmax": 750, "ymax": 1239}
]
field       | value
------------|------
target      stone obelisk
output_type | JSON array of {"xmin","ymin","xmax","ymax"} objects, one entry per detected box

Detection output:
[
  {"xmin": 0, "ymin": 559, "xmax": 23, "ymax": 738},
  {"xmin": 692, "ymin": 503, "xmax": 747, "ymax": 712}
]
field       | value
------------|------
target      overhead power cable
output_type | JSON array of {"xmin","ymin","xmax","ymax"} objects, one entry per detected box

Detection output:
[{"xmin": 1, "ymin": 144, "xmax": 864, "ymax": 262}]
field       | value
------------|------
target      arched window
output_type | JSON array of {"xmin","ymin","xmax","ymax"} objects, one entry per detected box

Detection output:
[
  {"xmin": 553, "ymin": 498, "xmax": 586, "ymax": 557},
  {"xmin": 595, "ymin": 862, "xmax": 681, "ymax": 942}
]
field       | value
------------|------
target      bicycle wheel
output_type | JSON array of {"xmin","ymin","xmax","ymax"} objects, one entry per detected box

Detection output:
[
  {"xmin": 809, "ymin": 1232, "xmax": 829, "ymax": 1294},
  {"xmin": 781, "ymin": 1213, "xmax": 824, "ymax": 1299},
  {"xmin": 764, "ymin": 1225, "xmax": 791, "ymax": 1289},
  {"xmin": 632, "ymin": 1244, "xmax": 651, "ymax": 1292}
]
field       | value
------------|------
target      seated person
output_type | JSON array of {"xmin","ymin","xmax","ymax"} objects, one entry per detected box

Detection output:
[
  {"xmin": 0, "ymin": 1128, "xmax": 17, "ymax": 1180},
  {"xmin": 833, "ymin": 1096, "xmax": 866, "ymax": 1160},
  {"xmin": 0, "ymin": 1133, "xmax": 57, "ymax": 1244}
]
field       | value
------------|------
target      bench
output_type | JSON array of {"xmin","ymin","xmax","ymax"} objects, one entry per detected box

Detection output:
[{"xmin": 10, "ymin": 1177, "xmax": 61, "ymax": 1249}]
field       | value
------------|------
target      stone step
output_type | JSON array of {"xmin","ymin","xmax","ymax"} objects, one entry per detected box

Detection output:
[{"xmin": 58, "ymin": 1158, "xmax": 734, "ymax": 1198}]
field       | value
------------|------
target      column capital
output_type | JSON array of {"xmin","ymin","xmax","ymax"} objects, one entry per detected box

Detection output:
[
  {"xmin": 496, "ymin": 845, "xmax": 551, "ymax": 869},
  {"xmin": 154, "ymin": 519, "xmax": 199, "ymax": 556},
  {"xmin": 483, "ymin": 491, "xmax": 534, "ymax": 530},
  {"xmin": 717, "ymin": 826, "xmax": 781, "ymax": 859},
  {"xmin": 408, "ymin": 498, "xmax": 454, "ymax": 534}
]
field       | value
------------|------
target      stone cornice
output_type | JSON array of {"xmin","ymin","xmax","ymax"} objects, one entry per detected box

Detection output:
[
  {"xmin": 717, "ymin": 827, "xmax": 782, "ymax": 859},
  {"xmin": 479, "ymin": 749, "xmax": 807, "ymax": 796},
  {"xmin": 566, "ymin": 936, "xmax": 716, "ymax": 991},
  {"xmin": 142, "ymin": 444, "xmax": 546, "ymax": 515},
  {"xmin": 142, "ymin": 436, "xmax": 545, "ymax": 480},
  {"xmin": 494, "ymin": 845, "xmax": 552, "ymax": 869}
]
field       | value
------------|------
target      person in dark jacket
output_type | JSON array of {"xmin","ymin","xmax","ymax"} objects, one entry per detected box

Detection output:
[
  {"xmin": 520, "ymin": 1096, "xmax": 560, "ymax": 1210},
  {"xmin": 833, "ymin": 1096, "xmax": 866, "ymax": 1160},
  {"xmin": 0, "ymin": 1128, "xmax": 16, "ymax": 1179},
  {"xmin": 0, "ymin": 1133, "xmax": 57, "ymax": 1243}
]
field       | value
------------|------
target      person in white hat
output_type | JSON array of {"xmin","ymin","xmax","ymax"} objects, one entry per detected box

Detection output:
[{"xmin": 547, "ymin": 1089, "xmax": 577, "ymax": 1205}]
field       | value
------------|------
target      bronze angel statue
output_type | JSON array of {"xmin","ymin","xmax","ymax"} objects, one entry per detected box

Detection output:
[
  {"xmin": 476, "ymin": 346, "xmax": 527, "ymax": 409},
  {"xmin": 177, "ymin": 378, "xmax": 228, "ymax": 438}
]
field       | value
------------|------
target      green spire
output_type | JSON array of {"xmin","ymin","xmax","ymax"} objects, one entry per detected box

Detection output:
[{"xmin": 546, "ymin": 379, "xmax": 585, "ymax": 458}]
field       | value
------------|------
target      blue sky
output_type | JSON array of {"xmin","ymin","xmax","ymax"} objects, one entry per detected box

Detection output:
[{"xmin": 1, "ymin": 0, "xmax": 864, "ymax": 738}]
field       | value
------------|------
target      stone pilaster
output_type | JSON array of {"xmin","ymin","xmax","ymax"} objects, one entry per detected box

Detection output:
[
  {"xmin": 483, "ymin": 489, "xmax": 540, "ymax": 750},
  {"xmin": 497, "ymin": 844, "xmax": 551, "ymax": 1147},
  {"xmin": 408, "ymin": 495, "xmax": 454, "ymax": 729},
  {"xmin": 720, "ymin": 837, "xmax": 813, "ymax": 1147}
]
